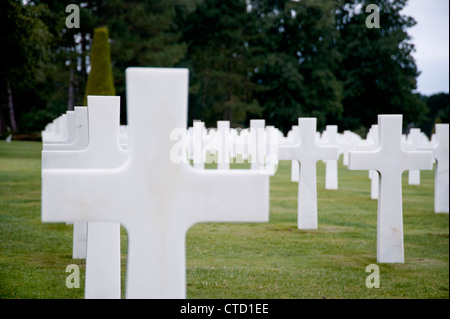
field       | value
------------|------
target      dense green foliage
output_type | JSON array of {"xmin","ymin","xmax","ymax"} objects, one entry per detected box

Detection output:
[
  {"xmin": 335, "ymin": 0, "xmax": 429, "ymax": 135},
  {"xmin": 417, "ymin": 93, "xmax": 450, "ymax": 137},
  {"xmin": 1, "ymin": 0, "xmax": 448, "ymax": 137}
]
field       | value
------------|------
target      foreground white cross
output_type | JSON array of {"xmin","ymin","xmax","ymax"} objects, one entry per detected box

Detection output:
[
  {"xmin": 419, "ymin": 124, "xmax": 449, "ymax": 213},
  {"xmin": 279, "ymin": 118, "xmax": 338, "ymax": 229},
  {"xmin": 349, "ymin": 115, "xmax": 433, "ymax": 263},
  {"xmin": 42, "ymin": 68, "xmax": 269, "ymax": 299}
]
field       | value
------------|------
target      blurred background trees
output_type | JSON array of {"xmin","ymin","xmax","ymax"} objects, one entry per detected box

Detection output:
[{"xmin": 1, "ymin": 0, "xmax": 448, "ymax": 138}]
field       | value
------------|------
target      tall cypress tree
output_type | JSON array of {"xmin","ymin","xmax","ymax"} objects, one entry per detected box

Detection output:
[{"xmin": 83, "ymin": 26, "xmax": 115, "ymax": 105}]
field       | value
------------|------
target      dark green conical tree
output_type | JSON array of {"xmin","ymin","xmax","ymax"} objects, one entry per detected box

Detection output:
[{"xmin": 84, "ymin": 26, "xmax": 115, "ymax": 105}]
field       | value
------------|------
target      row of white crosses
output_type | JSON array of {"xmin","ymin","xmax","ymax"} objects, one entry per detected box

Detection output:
[
  {"xmin": 42, "ymin": 68, "xmax": 270, "ymax": 299},
  {"xmin": 185, "ymin": 119, "xmax": 279, "ymax": 174},
  {"xmin": 41, "ymin": 67, "xmax": 448, "ymax": 298},
  {"xmin": 256, "ymin": 115, "xmax": 447, "ymax": 264},
  {"xmin": 278, "ymin": 115, "xmax": 444, "ymax": 263},
  {"xmin": 42, "ymin": 97, "xmax": 124, "ymax": 298}
]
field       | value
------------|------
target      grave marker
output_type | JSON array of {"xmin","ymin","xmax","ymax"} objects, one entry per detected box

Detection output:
[
  {"xmin": 321, "ymin": 125, "xmax": 339, "ymax": 190},
  {"xmin": 43, "ymin": 107, "xmax": 88, "ymax": 151},
  {"xmin": 278, "ymin": 118, "xmax": 338, "ymax": 229},
  {"xmin": 249, "ymin": 119, "xmax": 265, "ymax": 171},
  {"xmin": 419, "ymin": 124, "xmax": 449, "ymax": 213},
  {"xmin": 43, "ymin": 111, "xmax": 75, "ymax": 145},
  {"xmin": 217, "ymin": 121, "xmax": 231, "ymax": 170},
  {"xmin": 42, "ymin": 68, "xmax": 269, "ymax": 298},
  {"xmin": 357, "ymin": 125, "xmax": 380, "ymax": 200},
  {"xmin": 348, "ymin": 115, "xmax": 433, "ymax": 263},
  {"xmin": 42, "ymin": 96, "xmax": 124, "ymax": 298},
  {"xmin": 42, "ymin": 107, "xmax": 90, "ymax": 259},
  {"xmin": 404, "ymin": 128, "xmax": 423, "ymax": 185}
]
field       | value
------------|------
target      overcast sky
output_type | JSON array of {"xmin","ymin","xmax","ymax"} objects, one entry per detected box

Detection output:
[{"xmin": 402, "ymin": 0, "xmax": 449, "ymax": 95}]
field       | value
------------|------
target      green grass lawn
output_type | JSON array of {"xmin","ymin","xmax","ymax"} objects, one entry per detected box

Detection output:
[{"xmin": 0, "ymin": 140, "xmax": 448, "ymax": 299}]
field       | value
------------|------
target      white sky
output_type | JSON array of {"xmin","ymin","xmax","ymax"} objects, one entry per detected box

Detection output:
[{"xmin": 402, "ymin": 0, "xmax": 449, "ymax": 95}]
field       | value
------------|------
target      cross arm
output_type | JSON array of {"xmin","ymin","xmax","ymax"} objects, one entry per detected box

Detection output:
[
  {"xmin": 278, "ymin": 143, "xmax": 301, "ymax": 161},
  {"xmin": 41, "ymin": 167, "xmax": 126, "ymax": 223},
  {"xmin": 182, "ymin": 167, "xmax": 270, "ymax": 228},
  {"xmin": 400, "ymin": 150, "xmax": 433, "ymax": 171},
  {"xmin": 317, "ymin": 145, "xmax": 339, "ymax": 161},
  {"xmin": 348, "ymin": 150, "xmax": 381, "ymax": 171}
]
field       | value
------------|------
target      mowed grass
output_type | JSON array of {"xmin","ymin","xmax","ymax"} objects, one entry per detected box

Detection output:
[{"xmin": 0, "ymin": 140, "xmax": 448, "ymax": 299}]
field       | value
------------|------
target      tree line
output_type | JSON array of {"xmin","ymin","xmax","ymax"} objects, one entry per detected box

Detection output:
[{"xmin": 1, "ymin": 0, "xmax": 448, "ymax": 139}]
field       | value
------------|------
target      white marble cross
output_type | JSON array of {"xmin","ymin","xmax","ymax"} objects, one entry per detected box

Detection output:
[
  {"xmin": 349, "ymin": 115, "xmax": 433, "ymax": 263},
  {"xmin": 321, "ymin": 125, "xmax": 339, "ymax": 190},
  {"xmin": 338, "ymin": 130, "xmax": 361, "ymax": 166},
  {"xmin": 357, "ymin": 125, "xmax": 380, "ymax": 200},
  {"xmin": 265, "ymin": 125, "xmax": 279, "ymax": 175},
  {"xmin": 419, "ymin": 124, "xmax": 449, "ymax": 213},
  {"xmin": 42, "ymin": 106, "xmax": 89, "ymax": 259},
  {"xmin": 234, "ymin": 128, "xmax": 250, "ymax": 163},
  {"xmin": 42, "ymin": 122, "xmax": 56, "ymax": 141},
  {"xmin": 42, "ymin": 68, "xmax": 269, "ymax": 299},
  {"xmin": 43, "ymin": 111, "xmax": 75, "ymax": 145},
  {"xmin": 42, "ymin": 97, "xmax": 126, "ymax": 169},
  {"xmin": 42, "ymin": 114, "xmax": 69, "ymax": 142},
  {"xmin": 119, "ymin": 125, "xmax": 128, "ymax": 150},
  {"xmin": 249, "ymin": 119, "xmax": 265, "ymax": 171},
  {"xmin": 43, "ymin": 107, "xmax": 88, "ymax": 151},
  {"xmin": 278, "ymin": 118, "xmax": 338, "ymax": 229},
  {"xmin": 288, "ymin": 126, "xmax": 300, "ymax": 182},
  {"xmin": 42, "ymin": 96, "xmax": 125, "ymax": 299},
  {"xmin": 71, "ymin": 221, "xmax": 88, "ymax": 259},
  {"xmin": 404, "ymin": 128, "xmax": 423, "ymax": 185}
]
